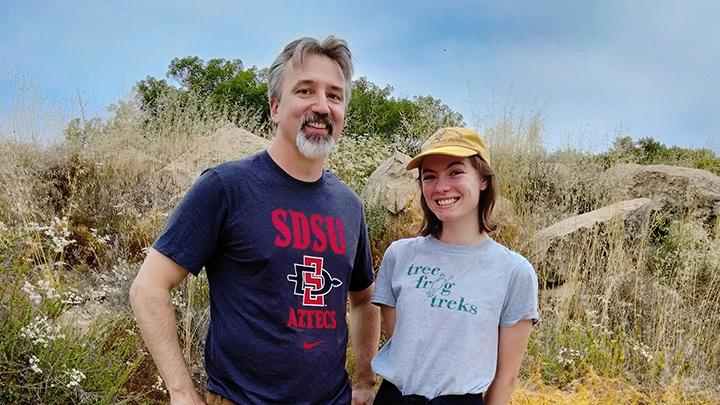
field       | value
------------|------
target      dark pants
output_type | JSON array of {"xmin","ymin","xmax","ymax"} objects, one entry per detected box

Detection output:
[{"xmin": 373, "ymin": 380, "xmax": 484, "ymax": 405}]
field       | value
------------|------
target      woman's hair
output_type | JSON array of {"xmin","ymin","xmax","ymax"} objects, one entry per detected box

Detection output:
[
  {"xmin": 267, "ymin": 36, "xmax": 354, "ymax": 106},
  {"xmin": 418, "ymin": 154, "xmax": 498, "ymax": 237}
]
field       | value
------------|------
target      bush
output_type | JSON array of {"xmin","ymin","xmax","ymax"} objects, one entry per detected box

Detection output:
[{"xmin": 0, "ymin": 272, "xmax": 155, "ymax": 404}]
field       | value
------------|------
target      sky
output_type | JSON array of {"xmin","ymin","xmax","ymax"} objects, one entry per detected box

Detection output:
[{"xmin": 1, "ymin": 0, "xmax": 719, "ymax": 154}]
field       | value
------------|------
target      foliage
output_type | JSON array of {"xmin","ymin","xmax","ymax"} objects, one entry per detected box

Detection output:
[
  {"xmin": 0, "ymin": 269, "xmax": 156, "ymax": 403},
  {"xmin": 344, "ymin": 77, "xmax": 464, "ymax": 148},
  {"xmin": 598, "ymin": 136, "xmax": 720, "ymax": 175},
  {"xmin": 326, "ymin": 135, "xmax": 394, "ymax": 195},
  {"xmin": 136, "ymin": 58, "xmax": 464, "ymax": 147},
  {"xmin": 5, "ymin": 62, "xmax": 720, "ymax": 403},
  {"xmin": 137, "ymin": 56, "xmax": 270, "ymax": 128}
]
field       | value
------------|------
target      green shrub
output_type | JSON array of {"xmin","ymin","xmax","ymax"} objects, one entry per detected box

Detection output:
[{"xmin": 0, "ymin": 274, "xmax": 154, "ymax": 404}]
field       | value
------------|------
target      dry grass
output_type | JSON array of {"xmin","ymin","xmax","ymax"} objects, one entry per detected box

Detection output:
[
  {"xmin": 512, "ymin": 370, "xmax": 720, "ymax": 404},
  {"xmin": 481, "ymin": 111, "xmax": 720, "ymax": 401},
  {"xmin": 1, "ymin": 91, "xmax": 719, "ymax": 402}
]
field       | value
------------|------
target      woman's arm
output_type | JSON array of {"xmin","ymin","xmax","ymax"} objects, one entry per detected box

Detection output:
[
  {"xmin": 379, "ymin": 304, "xmax": 397, "ymax": 339},
  {"xmin": 483, "ymin": 319, "xmax": 533, "ymax": 405}
]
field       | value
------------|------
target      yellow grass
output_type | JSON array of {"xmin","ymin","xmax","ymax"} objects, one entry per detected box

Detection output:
[{"xmin": 512, "ymin": 371, "xmax": 720, "ymax": 404}]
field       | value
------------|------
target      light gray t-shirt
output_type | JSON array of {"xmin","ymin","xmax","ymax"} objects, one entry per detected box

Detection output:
[{"xmin": 371, "ymin": 235, "xmax": 539, "ymax": 399}]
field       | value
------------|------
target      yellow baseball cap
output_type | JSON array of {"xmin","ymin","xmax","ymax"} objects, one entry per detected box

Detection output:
[{"xmin": 406, "ymin": 127, "xmax": 491, "ymax": 170}]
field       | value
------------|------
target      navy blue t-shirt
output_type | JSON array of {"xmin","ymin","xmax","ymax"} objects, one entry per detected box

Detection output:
[{"xmin": 153, "ymin": 151, "xmax": 374, "ymax": 404}]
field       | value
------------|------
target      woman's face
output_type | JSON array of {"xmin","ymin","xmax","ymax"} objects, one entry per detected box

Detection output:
[{"xmin": 420, "ymin": 154, "xmax": 487, "ymax": 227}]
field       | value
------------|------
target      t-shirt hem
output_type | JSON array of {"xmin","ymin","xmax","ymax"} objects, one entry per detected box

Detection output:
[
  {"xmin": 499, "ymin": 312, "xmax": 540, "ymax": 328},
  {"xmin": 370, "ymin": 296, "xmax": 396, "ymax": 307},
  {"xmin": 151, "ymin": 243, "xmax": 196, "ymax": 276}
]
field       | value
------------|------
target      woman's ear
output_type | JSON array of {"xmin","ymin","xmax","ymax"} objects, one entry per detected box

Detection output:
[{"xmin": 479, "ymin": 177, "xmax": 489, "ymax": 191}]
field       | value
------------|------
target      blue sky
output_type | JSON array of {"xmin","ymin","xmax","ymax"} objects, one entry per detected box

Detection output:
[{"xmin": 1, "ymin": 0, "xmax": 719, "ymax": 153}]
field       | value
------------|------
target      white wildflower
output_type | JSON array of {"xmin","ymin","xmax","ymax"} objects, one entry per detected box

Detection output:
[
  {"xmin": 152, "ymin": 374, "xmax": 167, "ymax": 393},
  {"xmin": 64, "ymin": 368, "xmax": 86, "ymax": 388},
  {"xmin": 29, "ymin": 355, "xmax": 42, "ymax": 374},
  {"xmin": 22, "ymin": 281, "xmax": 43, "ymax": 305},
  {"xmin": 90, "ymin": 228, "xmax": 111, "ymax": 245},
  {"xmin": 20, "ymin": 315, "xmax": 65, "ymax": 348},
  {"xmin": 61, "ymin": 290, "xmax": 84, "ymax": 305}
]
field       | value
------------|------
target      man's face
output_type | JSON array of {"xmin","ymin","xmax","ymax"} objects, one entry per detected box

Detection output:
[{"xmin": 270, "ymin": 53, "xmax": 347, "ymax": 160}]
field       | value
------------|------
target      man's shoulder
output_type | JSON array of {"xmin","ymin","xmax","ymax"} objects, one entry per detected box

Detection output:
[
  {"xmin": 322, "ymin": 170, "xmax": 362, "ymax": 203},
  {"xmin": 211, "ymin": 150, "xmax": 267, "ymax": 173},
  {"xmin": 198, "ymin": 151, "xmax": 270, "ymax": 186}
]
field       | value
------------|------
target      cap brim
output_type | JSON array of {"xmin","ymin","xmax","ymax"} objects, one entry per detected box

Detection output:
[{"xmin": 405, "ymin": 146, "xmax": 479, "ymax": 170}]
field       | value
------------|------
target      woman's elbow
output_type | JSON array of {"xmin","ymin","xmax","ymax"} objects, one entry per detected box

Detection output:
[{"xmin": 493, "ymin": 373, "xmax": 519, "ymax": 391}]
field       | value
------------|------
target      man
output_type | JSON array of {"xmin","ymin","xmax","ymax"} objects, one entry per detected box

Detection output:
[{"xmin": 130, "ymin": 36, "xmax": 380, "ymax": 405}]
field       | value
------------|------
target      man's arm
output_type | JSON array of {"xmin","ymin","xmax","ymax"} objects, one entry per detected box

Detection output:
[
  {"xmin": 348, "ymin": 283, "xmax": 381, "ymax": 405},
  {"xmin": 483, "ymin": 319, "xmax": 533, "ymax": 405},
  {"xmin": 129, "ymin": 248, "xmax": 206, "ymax": 405}
]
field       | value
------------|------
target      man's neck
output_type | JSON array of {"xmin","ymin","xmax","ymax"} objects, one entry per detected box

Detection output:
[{"xmin": 267, "ymin": 136, "xmax": 326, "ymax": 182}]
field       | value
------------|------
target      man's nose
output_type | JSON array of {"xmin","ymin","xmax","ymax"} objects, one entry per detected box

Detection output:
[{"xmin": 312, "ymin": 94, "xmax": 331, "ymax": 115}]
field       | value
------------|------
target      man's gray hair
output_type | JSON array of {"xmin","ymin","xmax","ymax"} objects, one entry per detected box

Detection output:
[{"xmin": 267, "ymin": 36, "xmax": 354, "ymax": 106}]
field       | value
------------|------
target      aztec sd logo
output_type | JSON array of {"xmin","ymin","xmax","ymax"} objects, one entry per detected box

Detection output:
[{"xmin": 287, "ymin": 255, "xmax": 342, "ymax": 306}]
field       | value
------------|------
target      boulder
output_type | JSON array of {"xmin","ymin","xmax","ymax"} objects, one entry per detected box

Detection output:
[
  {"xmin": 57, "ymin": 301, "xmax": 110, "ymax": 336},
  {"xmin": 538, "ymin": 162, "xmax": 571, "ymax": 189},
  {"xmin": 361, "ymin": 151, "xmax": 420, "ymax": 215},
  {"xmin": 532, "ymin": 198, "xmax": 656, "ymax": 285},
  {"xmin": 162, "ymin": 123, "xmax": 271, "ymax": 188},
  {"xmin": 603, "ymin": 164, "xmax": 720, "ymax": 220}
]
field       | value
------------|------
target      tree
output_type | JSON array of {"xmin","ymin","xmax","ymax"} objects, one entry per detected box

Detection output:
[
  {"xmin": 136, "ymin": 57, "xmax": 270, "ymax": 125},
  {"xmin": 134, "ymin": 59, "xmax": 464, "ymax": 148},
  {"xmin": 344, "ymin": 77, "xmax": 463, "ymax": 145}
]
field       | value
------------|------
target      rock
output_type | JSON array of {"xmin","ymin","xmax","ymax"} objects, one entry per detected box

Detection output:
[
  {"xmin": 539, "ymin": 162, "xmax": 571, "ymax": 189},
  {"xmin": 162, "ymin": 123, "xmax": 271, "ymax": 188},
  {"xmin": 532, "ymin": 198, "xmax": 656, "ymax": 285},
  {"xmin": 361, "ymin": 152, "xmax": 424, "ymax": 265},
  {"xmin": 57, "ymin": 301, "xmax": 111, "ymax": 336},
  {"xmin": 361, "ymin": 151, "xmax": 420, "ymax": 215},
  {"xmin": 603, "ymin": 164, "xmax": 720, "ymax": 220}
]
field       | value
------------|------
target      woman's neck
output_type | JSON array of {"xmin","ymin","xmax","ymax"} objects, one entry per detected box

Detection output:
[{"xmin": 437, "ymin": 221, "xmax": 489, "ymax": 246}]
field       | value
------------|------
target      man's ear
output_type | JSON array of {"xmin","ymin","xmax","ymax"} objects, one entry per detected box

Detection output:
[{"xmin": 270, "ymin": 98, "xmax": 280, "ymax": 123}]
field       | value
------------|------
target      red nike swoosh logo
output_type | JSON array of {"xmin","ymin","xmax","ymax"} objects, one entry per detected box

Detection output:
[{"xmin": 303, "ymin": 339, "xmax": 325, "ymax": 349}]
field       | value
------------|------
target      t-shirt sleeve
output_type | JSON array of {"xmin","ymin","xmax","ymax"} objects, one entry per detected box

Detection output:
[
  {"xmin": 349, "ymin": 211, "xmax": 375, "ymax": 291},
  {"xmin": 371, "ymin": 242, "xmax": 398, "ymax": 307},
  {"xmin": 500, "ymin": 258, "xmax": 539, "ymax": 327},
  {"xmin": 153, "ymin": 169, "xmax": 228, "ymax": 276}
]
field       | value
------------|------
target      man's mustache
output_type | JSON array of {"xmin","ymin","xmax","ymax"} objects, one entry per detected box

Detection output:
[{"xmin": 302, "ymin": 113, "xmax": 335, "ymax": 136}]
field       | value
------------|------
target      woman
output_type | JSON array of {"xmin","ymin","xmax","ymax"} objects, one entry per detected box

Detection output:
[{"xmin": 371, "ymin": 127, "xmax": 539, "ymax": 405}]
